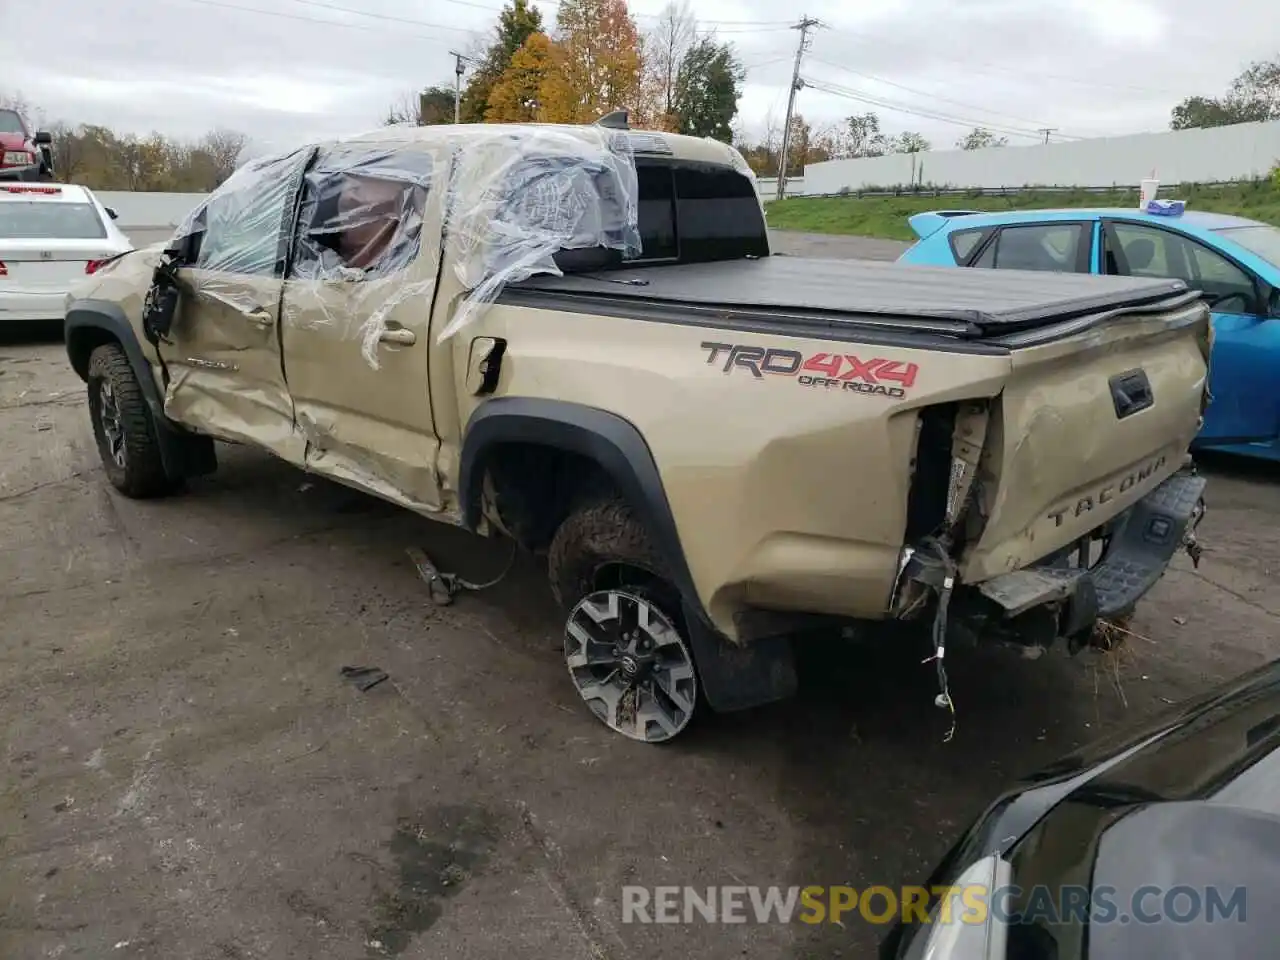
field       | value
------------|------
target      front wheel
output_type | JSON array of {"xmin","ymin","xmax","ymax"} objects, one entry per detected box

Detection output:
[{"xmin": 86, "ymin": 343, "xmax": 178, "ymax": 498}]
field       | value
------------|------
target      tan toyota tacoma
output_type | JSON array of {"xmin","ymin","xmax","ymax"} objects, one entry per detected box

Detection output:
[{"xmin": 64, "ymin": 116, "xmax": 1210, "ymax": 743}]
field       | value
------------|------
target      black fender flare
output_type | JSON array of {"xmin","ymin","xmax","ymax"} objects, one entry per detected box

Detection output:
[
  {"xmin": 64, "ymin": 299, "xmax": 216, "ymax": 480},
  {"xmin": 459, "ymin": 397, "xmax": 711, "ymax": 628},
  {"xmin": 66, "ymin": 299, "xmax": 165, "ymax": 417}
]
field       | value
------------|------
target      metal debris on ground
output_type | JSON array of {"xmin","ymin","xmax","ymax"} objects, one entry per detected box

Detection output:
[
  {"xmin": 340, "ymin": 665, "xmax": 389, "ymax": 692},
  {"xmin": 405, "ymin": 544, "xmax": 518, "ymax": 606}
]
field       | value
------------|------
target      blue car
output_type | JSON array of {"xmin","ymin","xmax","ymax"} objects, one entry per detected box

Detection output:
[{"xmin": 899, "ymin": 206, "xmax": 1280, "ymax": 461}]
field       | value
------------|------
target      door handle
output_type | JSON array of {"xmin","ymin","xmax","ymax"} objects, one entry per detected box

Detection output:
[
  {"xmin": 379, "ymin": 326, "xmax": 416, "ymax": 346},
  {"xmin": 244, "ymin": 308, "xmax": 273, "ymax": 327}
]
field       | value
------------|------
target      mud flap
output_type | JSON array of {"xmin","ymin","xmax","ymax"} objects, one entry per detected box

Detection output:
[{"xmin": 683, "ymin": 602, "xmax": 798, "ymax": 713}]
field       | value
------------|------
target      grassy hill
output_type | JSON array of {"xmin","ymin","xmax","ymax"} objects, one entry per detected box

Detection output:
[{"xmin": 764, "ymin": 179, "xmax": 1280, "ymax": 241}]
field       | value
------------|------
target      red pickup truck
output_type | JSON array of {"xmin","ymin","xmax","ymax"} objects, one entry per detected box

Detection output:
[{"xmin": 0, "ymin": 109, "xmax": 55, "ymax": 182}]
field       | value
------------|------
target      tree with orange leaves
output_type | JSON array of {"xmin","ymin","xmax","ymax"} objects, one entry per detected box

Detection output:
[
  {"xmin": 539, "ymin": 0, "xmax": 643, "ymax": 124},
  {"xmin": 485, "ymin": 32, "xmax": 557, "ymax": 123}
]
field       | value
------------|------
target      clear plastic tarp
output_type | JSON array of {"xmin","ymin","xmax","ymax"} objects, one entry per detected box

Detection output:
[{"xmin": 166, "ymin": 123, "xmax": 641, "ymax": 368}]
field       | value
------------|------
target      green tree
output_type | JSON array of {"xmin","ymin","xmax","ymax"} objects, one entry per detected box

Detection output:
[
  {"xmin": 890, "ymin": 131, "xmax": 930, "ymax": 154},
  {"xmin": 1171, "ymin": 55, "xmax": 1280, "ymax": 129},
  {"xmin": 671, "ymin": 37, "xmax": 744, "ymax": 142},
  {"xmin": 956, "ymin": 127, "xmax": 1008, "ymax": 150},
  {"xmin": 842, "ymin": 112, "xmax": 887, "ymax": 157},
  {"xmin": 460, "ymin": 0, "xmax": 545, "ymax": 123}
]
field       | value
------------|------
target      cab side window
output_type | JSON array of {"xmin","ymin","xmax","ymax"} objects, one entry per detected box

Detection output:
[
  {"xmin": 1104, "ymin": 221, "xmax": 1258, "ymax": 314},
  {"xmin": 288, "ymin": 147, "xmax": 433, "ymax": 282},
  {"xmin": 187, "ymin": 148, "xmax": 312, "ymax": 277}
]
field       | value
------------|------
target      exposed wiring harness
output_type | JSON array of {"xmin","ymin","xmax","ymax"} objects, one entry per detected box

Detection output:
[{"xmin": 914, "ymin": 537, "xmax": 960, "ymax": 743}]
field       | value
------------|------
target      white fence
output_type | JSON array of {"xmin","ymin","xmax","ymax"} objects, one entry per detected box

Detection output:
[
  {"xmin": 754, "ymin": 176, "xmax": 805, "ymax": 200},
  {"xmin": 803, "ymin": 119, "xmax": 1280, "ymax": 194}
]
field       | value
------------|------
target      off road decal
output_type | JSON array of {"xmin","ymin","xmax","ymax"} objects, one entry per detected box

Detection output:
[{"xmin": 700, "ymin": 342, "xmax": 918, "ymax": 399}]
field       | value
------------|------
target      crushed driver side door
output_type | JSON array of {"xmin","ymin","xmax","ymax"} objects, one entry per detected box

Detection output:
[{"xmin": 158, "ymin": 148, "xmax": 314, "ymax": 462}]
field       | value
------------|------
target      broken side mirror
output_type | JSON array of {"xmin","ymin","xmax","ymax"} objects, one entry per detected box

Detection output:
[
  {"xmin": 104, "ymin": 206, "xmax": 119, "ymax": 221},
  {"xmin": 163, "ymin": 229, "xmax": 202, "ymax": 266}
]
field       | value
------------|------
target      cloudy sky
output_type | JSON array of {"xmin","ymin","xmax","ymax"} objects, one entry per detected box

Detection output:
[{"xmin": 2, "ymin": 0, "xmax": 1274, "ymax": 153}]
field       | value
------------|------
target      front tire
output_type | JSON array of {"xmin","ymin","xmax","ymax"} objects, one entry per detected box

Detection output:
[{"xmin": 86, "ymin": 343, "xmax": 176, "ymax": 498}]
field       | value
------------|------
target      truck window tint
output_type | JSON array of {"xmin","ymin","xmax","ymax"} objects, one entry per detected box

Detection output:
[
  {"xmin": 634, "ymin": 165, "xmax": 677, "ymax": 261},
  {"xmin": 972, "ymin": 223, "xmax": 1084, "ymax": 273},
  {"xmin": 673, "ymin": 165, "xmax": 768, "ymax": 262},
  {"xmin": 629, "ymin": 161, "xmax": 767, "ymax": 265},
  {"xmin": 289, "ymin": 147, "xmax": 432, "ymax": 282}
]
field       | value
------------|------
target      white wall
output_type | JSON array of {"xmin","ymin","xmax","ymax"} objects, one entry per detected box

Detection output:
[
  {"xmin": 803, "ymin": 119, "xmax": 1280, "ymax": 194},
  {"xmin": 94, "ymin": 191, "xmax": 207, "ymax": 229}
]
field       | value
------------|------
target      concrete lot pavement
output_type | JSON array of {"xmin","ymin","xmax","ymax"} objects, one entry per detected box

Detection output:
[
  {"xmin": 767, "ymin": 231, "xmax": 911, "ymax": 261},
  {"xmin": 2, "ymin": 234, "xmax": 1278, "ymax": 959}
]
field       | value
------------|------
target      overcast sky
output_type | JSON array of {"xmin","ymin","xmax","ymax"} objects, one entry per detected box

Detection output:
[{"xmin": 2, "ymin": 0, "xmax": 1274, "ymax": 154}]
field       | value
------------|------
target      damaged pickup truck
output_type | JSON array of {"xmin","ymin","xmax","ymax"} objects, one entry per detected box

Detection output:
[{"xmin": 64, "ymin": 116, "xmax": 1209, "ymax": 743}]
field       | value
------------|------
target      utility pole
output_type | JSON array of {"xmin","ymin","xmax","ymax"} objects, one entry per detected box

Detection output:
[
  {"xmin": 776, "ymin": 15, "xmax": 823, "ymax": 201},
  {"xmin": 449, "ymin": 50, "xmax": 476, "ymax": 124},
  {"xmin": 1037, "ymin": 127, "xmax": 1056, "ymax": 145}
]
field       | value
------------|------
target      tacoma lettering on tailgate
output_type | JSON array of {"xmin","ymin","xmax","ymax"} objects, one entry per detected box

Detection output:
[
  {"xmin": 700, "ymin": 342, "xmax": 918, "ymax": 399},
  {"xmin": 1046, "ymin": 454, "xmax": 1168, "ymax": 527}
]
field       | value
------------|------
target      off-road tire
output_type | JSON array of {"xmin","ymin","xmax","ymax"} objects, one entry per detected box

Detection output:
[
  {"xmin": 86, "ymin": 343, "xmax": 176, "ymax": 498},
  {"xmin": 548, "ymin": 498, "xmax": 669, "ymax": 610}
]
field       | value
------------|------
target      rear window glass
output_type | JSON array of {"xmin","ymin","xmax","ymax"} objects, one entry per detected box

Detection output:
[
  {"xmin": 0, "ymin": 201, "xmax": 106, "ymax": 239},
  {"xmin": 630, "ymin": 160, "xmax": 766, "ymax": 264},
  {"xmin": 0, "ymin": 111, "xmax": 25, "ymax": 135}
]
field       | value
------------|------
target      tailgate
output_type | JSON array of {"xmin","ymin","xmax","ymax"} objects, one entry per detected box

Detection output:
[{"xmin": 960, "ymin": 297, "xmax": 1210, "ymax": 581}]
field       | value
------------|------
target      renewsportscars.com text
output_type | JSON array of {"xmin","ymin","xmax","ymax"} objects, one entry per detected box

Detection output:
[{"xmin": 620, "ymin": 884, "xmax": 1248, "ymax": 926}]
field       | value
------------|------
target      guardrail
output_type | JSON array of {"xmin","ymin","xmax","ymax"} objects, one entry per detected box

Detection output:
[{"xmin": 785, "ymin": 180, "xmax": 1261, "ymax": 201}]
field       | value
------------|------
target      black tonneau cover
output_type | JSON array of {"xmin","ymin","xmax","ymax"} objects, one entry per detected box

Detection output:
[{"xmin": 508, "ymin": 256, "xmax": 1193, "ymax": 337}]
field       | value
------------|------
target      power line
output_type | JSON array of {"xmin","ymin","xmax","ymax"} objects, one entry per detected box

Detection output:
[
  {"xmin": 173, "ymin": 0, "xmax": 471, "ymax": 39},
  {"xmin": 804, "ymin": 77, "xmax": 1057, "ymax": 142},
  {"xmin": 805, "ymin": 54, "xmax": 1056, "ymax": 131}
]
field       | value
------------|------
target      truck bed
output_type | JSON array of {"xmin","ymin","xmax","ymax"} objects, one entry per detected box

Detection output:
[{"xmin": 506, "ymin": 255, "xmax": 1194, "ymax": 338}]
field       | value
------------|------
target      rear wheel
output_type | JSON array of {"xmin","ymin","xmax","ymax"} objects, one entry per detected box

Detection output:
[
  {"xmin": 549, "ymin": 499, "xmax": 699, "ymax": 743},
  {"xmin": 86, "ymin": 343, "xmax": 177, "ymax": 498}
]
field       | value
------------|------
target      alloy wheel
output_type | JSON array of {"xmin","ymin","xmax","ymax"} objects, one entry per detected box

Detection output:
[{"xmin": 565, "ymin": 589, "xmax": 698, "ymax": 743}]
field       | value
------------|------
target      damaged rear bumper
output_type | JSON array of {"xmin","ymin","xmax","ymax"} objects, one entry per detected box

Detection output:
[{"xmin": 897, "ymin": 468, "xmax": 1207, "ymax": 647}]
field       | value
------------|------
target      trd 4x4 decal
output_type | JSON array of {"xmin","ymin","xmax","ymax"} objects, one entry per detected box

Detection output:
[{"xmin": 700, "ymin": 342, "xmax": 918, "ymax": 399}]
